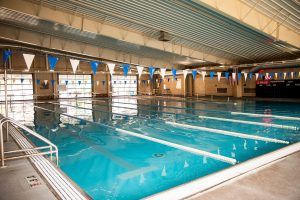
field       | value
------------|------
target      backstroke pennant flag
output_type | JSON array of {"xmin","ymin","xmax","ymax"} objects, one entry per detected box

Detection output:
[
  {"xmin": 183, "ymin": 70, "xmax": 189, "ymax": 80},
  {"xmin": 51, "ymin": 79, "xmax": 55, "ymax": 86},
  {"xmin": 283, "ymin": 72, "xmax": 287, "ymax": 80},
  {"xmin": 3, "ymin": 50, "xmax": 12, "ymax": 63},
  {"xmin": 44, "ymin": 80, "xmax": 48, "ymax": 85},
  {"xmin": 21, "ymin": 78, "xmax": 24, "ymax": 84},
  {"xmin": 122, "ymin": 63, "xmax": 130, "ymax": 76},
  {"xmin": 259, "ymin": 73, "xmax": 263, "ymax": 80},
  {"xmin": 255, "ymin": 73, "xmax": 259, "ymax": 80},
  {"xmin": 102, "ymin": 81, "xmax": 105, "ymax": 85},
  {"xmin": 23, "ymin": 53, "xmax": 35, "ymax": 70},
  {"xmin": 136, "ymin": 66, "xmax": 144, "ymax": 78},
  {"xmin": 225, "ymin": 72, "xmax": 229, "ymax": 80},
  {"xmin": 291, "ymin": 72, "xmax": 294, "ymax": 79},
  {"xmin": 172, "ymin": 68, "xmax": 177, "ymax": 80},
  {"xmin": 274, "ymin": 73, "xmax": 278, "ymax": 79},
  {"xmin": 201, "ymin": 71, "xmax": 206, "ymax": 81},
  {"xmin": 217, "ymin": 72, "xmax": 222, "ymax": 82},
  {"xmin": 107, "ymin": 63, "xmax": 115, "ymax": 76},
  {"xmin": 160, "ymin": 68, "xmax": 166, "ymax": 80},
  {"xmin": 192, "ymin": 70, "xmax": 197, "ymax": 80},
  {"xmin": 149, "ymin": 66, "xmax": 155, "ymax": 80},
  {"xmin": 90, "ymin": 61, "xmax": 99, "ymax": 75},
  {"xmin": 36, "ymin": 79, "xmax": 40, "ymax": 85},
  {"xmin": 48, "ymin": 55, "xmax": 59, "ymax": 71},
  {"xmin": 238, "ymin": 73, "xmax": 241, "ymax": 81},
  {"xmin": 249, "ymin": 72, "xmax": 252, "ymax": 80},
  {"xmin": 70, "ymin": 59, "xmax": 80, "ymax": 74},
  {"xmin": 232, "ymin": 72, "xmax": 236, "ymax": 82},
  {"xmin": 243, "ymin": 72, "xmax": 248, "ymax": 81},
  {"xmin": 209, "ymin": 71, "xmax": 215, "ymax": 79}
]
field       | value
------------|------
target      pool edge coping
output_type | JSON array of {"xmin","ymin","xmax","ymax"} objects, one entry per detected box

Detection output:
[{"xmin": 144, "ymin": 142, "xmax": 300, "ymax": 200}]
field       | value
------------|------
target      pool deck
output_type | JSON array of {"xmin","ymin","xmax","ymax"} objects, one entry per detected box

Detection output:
[
  {"xmin": 0, "ymin": 140, "xmax": 57, "ymax": 200},
  {"xmin": 189, "ymin": 151, "xmax": 300, "ymax": 200}
]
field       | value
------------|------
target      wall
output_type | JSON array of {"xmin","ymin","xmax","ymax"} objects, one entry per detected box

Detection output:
[
  {"xmin": 157, "ymin": 75, "xmax": 185, "ymax": 96},
  {"xmin": 138, "ymin": 74, "xmax": 152, "ymax": 95}
]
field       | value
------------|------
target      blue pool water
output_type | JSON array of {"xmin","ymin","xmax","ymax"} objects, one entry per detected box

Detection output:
[{"xmin": 1, "ymin": 97, "xmax": 300, "ymax": 199}]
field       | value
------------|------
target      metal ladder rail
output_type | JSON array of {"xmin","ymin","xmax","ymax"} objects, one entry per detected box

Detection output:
[{"xmin": 0, "ymin": 117, "xmax": 59, "ymax": 167}]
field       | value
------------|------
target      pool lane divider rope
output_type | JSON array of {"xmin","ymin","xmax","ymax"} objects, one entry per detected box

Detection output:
[
  {"xmin": 90, "ymin": 99, "xmax": 300, "ymax": 121},
  {"xmin": 34, "ymin": 105, "xmax": 237, "ymax": 165},
  {"xmin": 57, "ymin": 100, "xmax": 299, "ymax": 131},
  {"xmin": 198, "ymin": 116, "xmax": 299, "ymax": 131},
  {"xmin": 47, "ymin": 102, "xmax": 290, "ymax": 145},
  {"xmin": 166, "ymin": 121, "xmax": 289, "ymax": 144},
  {"xmin": 231, "ymin": 112, "xmax": 300, "ymax": 121}
]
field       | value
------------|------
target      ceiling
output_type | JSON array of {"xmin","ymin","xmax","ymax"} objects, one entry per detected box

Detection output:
[
  {"xmin": 241, "ymin": 0, "xmax": 300, "ymax": 34},
  {"xmin": 0, "ymin": 0, "xmax": 300, "ymax": 69}
]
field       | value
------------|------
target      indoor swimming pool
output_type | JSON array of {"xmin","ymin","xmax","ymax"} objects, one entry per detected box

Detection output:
[{"xmin": 1, "ymin": 97, "xmax": 300, "ymax": 200}]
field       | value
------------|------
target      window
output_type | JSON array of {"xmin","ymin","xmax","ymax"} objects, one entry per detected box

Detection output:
[
  {"xmin": 0, "ymin": 74, "xmax": 33, "ymax": 101},
  {"xmin": 58, "ymin": 75, "xmax": 92, "ymax": 98},
  {"xmin": 111, "ymin": 75, "xmax": 137, "ymax": 96}
]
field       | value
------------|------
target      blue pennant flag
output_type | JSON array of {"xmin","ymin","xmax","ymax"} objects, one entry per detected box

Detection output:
[
  {"xmin": 48, "ymin": 55, "xmax": 59, "ymax": 71},
  {"xmin": 172, "ymin": 68, "xmax": 177, "ymax": 80},
  {"xmin": 149, "ymin": 66, "xmax": 155, "ymax": 80},
  {"xmin": 134, "ymin": 80, "xmax": 136, "ymax": 84},
  {"xmin": 78, "ymin": 80, "xmax": 81, "ymax": 85},
  {"xmin": 192, "ymin": 70, "xmax": 197, "ymax": 80},
  {"xmin": 36, "ymin": 79, "xmax": 40, "ymax": 85},
  {"xmin": 122, "ymin": 63, "xmax": 130, "ymax": 76},
  {"xmin": 124, "ymin": 81, "xmax": 127, "ymax": 84},
  {"xmin": 142, "ymin": 80, "xmax": 146, "ymax": 84},
  {"xmin": 287, "ymin": 72, "xmax": 291, "ymax": 78},
  {"xmin": 269, "ymin": 72, "xmax": 274, "ymax": 79},
  {"xmin": 225, "ymin": 72, "xmax": 229, "ymax": 80},
  {"xmin": 90, "ymin": 61, "xmax": 99, "ymax": 75},
  {"xmin": 279, "ymin": 72, "xmax": 282, "ymax": 79},
  {"xmin": 3, "ymin": 50, "xmax": 12, "ymax": 63},
  {"xmin": 51, "ymin": 79, "xmax": 55, "ymax": 86},
  {"xmin": 20, "ymin": 78, "xmax": 24, "ymax": 83},
  {"xmin": 249, "ymin": 73, "xmax": 252, "ymax": 80},
  {"xmin": 114, "ymin": 81, "xmax": 116, "ymax": 84},
  {"xmin": 160, "ymin": 79, "xmax": 163, "ymax": 83},
  {"xmin": 238, "ymin": 73, "xmax": 241, "ymax": 81},
  {"xmin": 260, "ymin": 73, "xmax": 263, "ymax": 80},
  {"xmin": 65, "ymin": 80, "xmax": 68, "ymax": 85},
  {"xmin": 209, "ymin": 72, "xmax": 215, "ymax": 79},
  {"xmin": 102, "ymin": 81, "xmax": 105, "ymax": 85}
]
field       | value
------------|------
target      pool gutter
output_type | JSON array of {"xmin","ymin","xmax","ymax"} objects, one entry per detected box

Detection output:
[{"xmin": 144, "ymin": 142, "xmax": 300, "ymax": 200}]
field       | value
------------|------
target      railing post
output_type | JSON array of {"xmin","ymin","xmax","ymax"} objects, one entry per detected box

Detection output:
[
  {"xmin": 50, "ymin": 146, "xmax": 53, "ymax": 161},
  {"xmin": 0, "ymin": 124, "xmax": 5, "ymax": 167},
  {"xmin": 6, "ymin": 122, "xmax": 9, "ymax": 142}
]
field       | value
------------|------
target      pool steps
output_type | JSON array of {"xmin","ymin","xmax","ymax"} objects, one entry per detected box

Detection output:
[{"xmin": 8, "ymin": 124, "xmax": 89, "ymax": 200}]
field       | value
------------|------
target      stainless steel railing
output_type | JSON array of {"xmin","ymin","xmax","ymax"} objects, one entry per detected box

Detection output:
[{"xmin": 0, "ymin": 117, "xmax": 58, "ymax": 168}]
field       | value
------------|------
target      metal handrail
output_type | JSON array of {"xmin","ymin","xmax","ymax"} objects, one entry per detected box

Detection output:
[{"xmin": 0, "ymin": 117, "xmax": 59, "ymax": 167}]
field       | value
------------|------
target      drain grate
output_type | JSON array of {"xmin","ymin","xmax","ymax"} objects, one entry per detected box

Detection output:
[
  {"xmin": 153, "ymin": 153, "xmax": 165, "ymax": 158},
  {"xmin": 25, "ymin": 175, "xmax": 42, "ymax": 188}
]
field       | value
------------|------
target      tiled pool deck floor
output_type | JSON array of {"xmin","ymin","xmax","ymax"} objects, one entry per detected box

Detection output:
[
  {"xmin": 0, "ymin": 140, "xmax": 56, "ymax": 200},
  {"xmin": 190, "ymin": 151, "xmax": 300, "ymax": 200},
  {"xmin": 1, "ymin": 136, "xmax": 299, "ymax": 200}
]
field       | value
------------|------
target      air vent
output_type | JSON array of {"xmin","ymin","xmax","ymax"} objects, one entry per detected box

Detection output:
[
  {"xmin": 158, "ymin": 31, "xmax": 171, "ymax": 41},
  {"xmin": 217, "ymin": 88, "xmax": 227, "ymax": 93}
]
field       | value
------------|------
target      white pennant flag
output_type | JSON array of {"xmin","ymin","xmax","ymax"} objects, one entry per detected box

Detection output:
[
  {"xmin": 23, "ymin": 53, "xmax": 35, "ymax": 70},
  {"xmin": 96, "ymin": 81, "xmax": 99, "ymax": 86},
  {"xmin": 160, "ymin": 68, "xmax": 166, "ymax": 79},
  {"xmin": 107, "ymin": 63, "xmax": 115, "ymax": 76},
  {"xmin": 232, "ymin": 73, "xmax": 236, "ymax": 81},
  {"xmin": 183, "ymin": 70, "xmax": 188, "ymax": 80},
  {"xmin": 44, "ymin": 80, "xmax": 48, "ymax": 85},
  {"xmin": 70, "ymin": 59, "xmax": 80, "ymax": 74},
  {"xmin": 201, "ymin": 71, "xmax": 206, "ymax": 81},
  {"xmin": 244, "ymin": 72, "xmax": 248, "ymax": 81},
  {"xmin": 147, "ymin": 80, "xmax": 150, "ymax": 84},
  {"xmin": 266, "ymin": 73, "xmax": 269, "ymax": 77},
  {"xmin": 217, "ymin": 72, "xmax": 222, "ymax": 82},
  {"xmin": 291, "ymin": 72, "xmax": 294, "ymax": 79},
  {"xmin": 136, "ymin": 66, "xmax": 144, "ymax": 78},
  {"xmin": 283, "ymin": 72, "xmax": 287, "ymax": 79},
  {"xmin": 255, "ymin": 73, "xmax": 259, "ymax": 80},
  {"xmin": 29, "ymin": 79, "xmax": 32, "ymax": 84},
  {"xmin": 275, "ymin": 73, "xmax": 278, "ymax": 79}
]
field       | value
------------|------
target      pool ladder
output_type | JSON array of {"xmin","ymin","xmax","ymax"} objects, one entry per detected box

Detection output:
[{"xmin": 0, "ymin": 117, "xmax": 59, "ymax": 168}]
